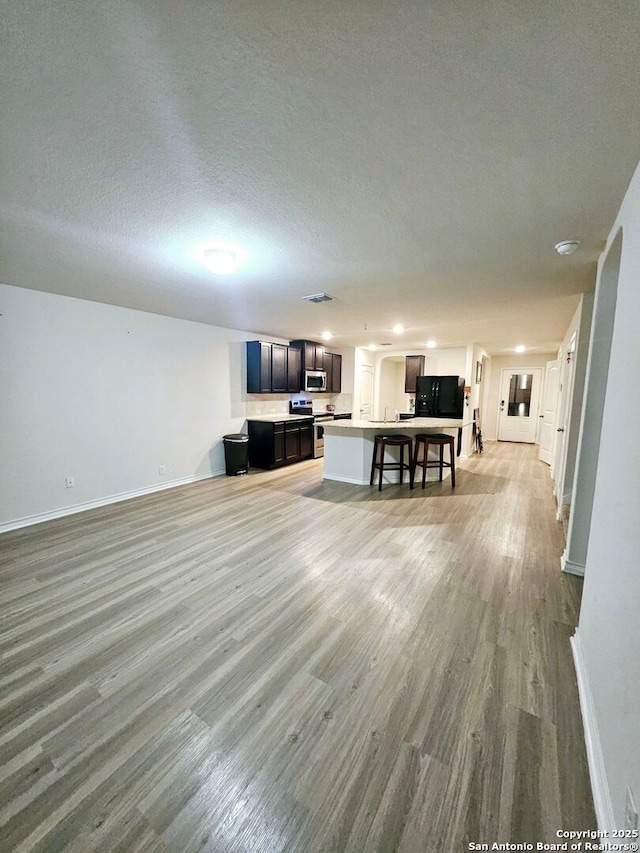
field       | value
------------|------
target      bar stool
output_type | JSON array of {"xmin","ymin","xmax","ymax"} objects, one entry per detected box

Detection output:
[
  {"xmin": 411, "ymin": 433, "xmax": 456, "ymax": 489},
  {"xmin": 370, "ymin": 434, "xmax": 413, "ymax": 491}
]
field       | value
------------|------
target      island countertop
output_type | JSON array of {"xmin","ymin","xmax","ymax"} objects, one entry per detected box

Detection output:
[{"xmin": 322, "ymin": 417, "xmax": 469, "ymax": 431}]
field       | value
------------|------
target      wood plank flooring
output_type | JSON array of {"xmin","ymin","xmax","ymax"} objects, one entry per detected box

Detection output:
[{"xmin": 0, "ymin": 442, "xmax": 595, "ymax": 852}]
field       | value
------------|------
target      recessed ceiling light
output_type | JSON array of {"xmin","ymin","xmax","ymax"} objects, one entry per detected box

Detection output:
[
  {"xmin": 515, "ymin": 345, "xmax": 526, "ymax": 353},
  {"xmin": 321, "ymin": 331, "xmax": 332, "ymax": 341},
  {"xmin": 392, "ymin": 323, "xmax": 404, "ymax": 335},
  {"xmin": 555, "ymin": 240, "xmax": 580, "ymax": 256},
  {"xmin": 368, "ymin": 344, "xmax": 377, "ymax": 351},
  {"xmin": 203, "ymin": 248, "xmax": 238, "ymax": 275},
  {"xmin": 426, "ymin": 340, "xmax": 436, "ymax": 349}
]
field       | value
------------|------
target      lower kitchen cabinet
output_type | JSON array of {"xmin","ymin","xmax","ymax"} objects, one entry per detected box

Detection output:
[{"xmin": 247, "ymin": 418, "xmax": 313, "ymax": 469}]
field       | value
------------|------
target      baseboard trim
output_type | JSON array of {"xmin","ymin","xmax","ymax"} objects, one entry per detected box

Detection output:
[
  {"xmin": 323, "ymin": 474, "xmax": 370, "ymax": 486},
  {"xmin": 561, "ymin": 550, "xmax": 585, "ymax": 576},
  {"xmin": 0, "ymin": 470, "xmax": 224, "ymax": 533},
  {"xmin": 570, "ymin": 630, "xmax": 615, "ymax": 833}
]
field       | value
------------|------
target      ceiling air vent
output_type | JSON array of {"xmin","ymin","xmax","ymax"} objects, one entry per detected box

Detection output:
[
  {"xmin": 378, "ymin": 342, "xmax": 392, "ymax": 346},
  {"xmin": 301, "ymin": 292, "xmax": 333, "ymax": 303}
]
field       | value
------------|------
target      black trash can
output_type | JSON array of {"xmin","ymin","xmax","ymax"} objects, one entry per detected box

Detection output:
[{"xmin": 223, "ymin": 433, "xmax": 249, "ymax": 476}]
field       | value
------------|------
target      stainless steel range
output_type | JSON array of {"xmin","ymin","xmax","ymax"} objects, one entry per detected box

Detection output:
[{"xmin": 290, "ymin": 400, "xmax": 333, "ymax": 458}]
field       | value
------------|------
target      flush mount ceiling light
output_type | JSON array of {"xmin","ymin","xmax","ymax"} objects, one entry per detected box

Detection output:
[
  {"xmin": 515, "ymin": 345, "xmax": 526, "ymax": 353},
  {"xmin": 426, "ymin": 340, "xmax": 437, "ymax": 349},
  {"xmin": 555, "ymin": 240, "xmax": 580, "ymax": 256},
  {"xmin": 368, "ymin": 344, "xmax": 377, "ymax": 350},
  {"xmin": 203, "ymin": 248, "xmax": 238, "ymax": 275},
  {"xmin": 321, "ymin": 331, "xmax": 332, "ymax": 341},
  {"xmin": 392, "ymin": 323, "xmax": 404, "ymax": 335}
]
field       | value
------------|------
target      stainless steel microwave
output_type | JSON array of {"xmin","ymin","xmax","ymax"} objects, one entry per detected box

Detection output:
[{"xmin": 304, "ymin": 370, "xmax": 327, "ymax": 392}]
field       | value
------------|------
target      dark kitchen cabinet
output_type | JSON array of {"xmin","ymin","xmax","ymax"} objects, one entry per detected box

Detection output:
[
  {"xmin": 299, "ymin": 420, "xmax": 313, "ymax": 457},
  {"xmin": 330, "ymin": 353, "xmax": 342, "ymax": 393},
  {"xmin": 273, "ymin": 423, "xmax": 285, "ymax": 464},
  {"xmin": 246, "ymin": 341, "xmax": 272, "ymax": 393},
  {"xmin": 324, "ymin": 352, "xmax": 342, "ymax": 393},
  {"xmin": 290, "ymin": 340, "xmax": 325, "ymax": 372},
  {"xmin": 287, "ymin": 346, "xmax": 301, "ymax": 393},
  {"xmin": 405, "ymin": 355, "xmax": 425, "ymax": 394},
  {"xmin": 248, "ymin": 418, "xmax": 313, "ymax": 469},
  {"xmin": 271, "ymin": 344, "xmax": 288, "ymax": 392},
  {"xmin": 246, "ymin": 341, "xmax": 301, "ymax": 394}
]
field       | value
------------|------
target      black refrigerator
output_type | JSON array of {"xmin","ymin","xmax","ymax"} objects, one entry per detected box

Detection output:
[{"xmin": 415, "ymin": 376, "xmax": 465, "ymax": 418}]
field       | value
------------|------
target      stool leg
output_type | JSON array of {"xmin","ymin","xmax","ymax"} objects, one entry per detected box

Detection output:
[
  {"xmin": 439, "ymin": 442, "xmax": 444, "ymax": 481},
  {"xmin": 370, "ymin": 438, "xmax": 377, "ymax": 486},
  {"xmin": 422, "ymin": 441, "xmax": 428, "ymax": 488},
  {"xmin": 410, "ymin": 440, "xmax": 417, "ymax": 489},
  {"xmin": 450, "ymin": 441, "xmax": 456, "ymax": 487},
  {"xmin": 379, "ymin": 440, "xmax": 384, "ymax": 491},
  {"xmin": 399, "ymin": 443, "xmax": 404, "ymax": 486}
]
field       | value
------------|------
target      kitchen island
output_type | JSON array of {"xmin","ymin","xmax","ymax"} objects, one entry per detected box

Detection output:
[{"xmin": 322, "ymin": 417, "xmax": 472, "ymax": 485}]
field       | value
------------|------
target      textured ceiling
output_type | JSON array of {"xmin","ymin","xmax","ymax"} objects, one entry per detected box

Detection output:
[{"xmin": 2, "ymin": 0, "xmax": 640, "ymax": 353}]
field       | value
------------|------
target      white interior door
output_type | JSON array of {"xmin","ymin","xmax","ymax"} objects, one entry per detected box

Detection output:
[
  {"xmin": 359, "ymin": 364, "xmax": 373, "ymax": 420},
  {"xmin": 538, "ymin": 360, "xmax": 559, "ymax": 464},
  {"xmin": 498, "ymin": 368, "xmax": 543, "ymax": 443}
]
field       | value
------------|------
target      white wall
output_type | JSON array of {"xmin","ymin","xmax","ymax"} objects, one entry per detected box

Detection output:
[
  {"xmin": 1, "ymin": 284, "xmax": 262, "ymax": 529},
  {"xmin": 575, "ymin": 159, "xmax": 640, "ymax": 830},
  {"xmin": 482, "ymin": 352, "xmax": 557, "ymax": 441}
]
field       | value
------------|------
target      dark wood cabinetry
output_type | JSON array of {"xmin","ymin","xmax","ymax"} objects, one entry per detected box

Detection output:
[
  {"xmin": 290, "ymin": 340, "xmax": 325, "ymax": 372},
  {"xmin": 247, "ymin": 339, "xmax": 340, "ymax": 395},
  {"xmin": 271, "ymin": 343, "xmax": 287, "ymax": 392},
  {"xmin": 286, "ymin": 346, "xmax": 301, "ymax": 392},
  {"xmin": 326, "ymin": 352, "xmax": 342, "ymax": 393},
  {"xmin": 248, "ymin": 418, "xmax": 313, "ymax": 469},
  {"xmin": 246, "ymin": 341, "xmax": 301, "ymax": 394},
  {"xmin": 246, "ymin": 341, "xmax": 273, "ymax": 393},
  {"xmin": 405, "ymin": 355, "xmax": 425, "ymax": 394}
]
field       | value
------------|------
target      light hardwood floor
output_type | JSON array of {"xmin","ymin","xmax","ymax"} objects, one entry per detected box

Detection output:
[{"xmin": 0, "ymin": 442, "xmax": 595, "ymax": 852}]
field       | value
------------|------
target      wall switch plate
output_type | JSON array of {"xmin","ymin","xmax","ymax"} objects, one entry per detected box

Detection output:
[
  {"xmin": 158, "ymin": 465, "xmax": 166, "ymax": 476},
  {"xmin": 626, "ymin": 787, "xmax": 638, "ymax": 831},
  {"xmin": 65, "ymin": 477, "xmax": 75, "ymax": 488}
]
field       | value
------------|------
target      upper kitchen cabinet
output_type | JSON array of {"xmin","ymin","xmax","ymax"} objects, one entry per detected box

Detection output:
[
  {"xmin": 325, "ymin": 352, "xmax": 342, "ymax": 393},
  {"xmin": 290, "ymin": 340, "xmax": 325, "ymax": 371},
  {"xmin": 286, "ymin": 346, "xmax": 301, "ymax": 393},
  {"xmin": 246, "ymin": 341, "xmax": 272, "ymax": 393},
  {"xmin": 246, "ymin": 341, "xmax": 301, "ymax": 394},
  {"xmin": 405, "ymin": 355, "xmax": 425, "ymax": 394},
  {"xmin": 271, "ymin": 343, "xmax": 288, "ymax": 392}
]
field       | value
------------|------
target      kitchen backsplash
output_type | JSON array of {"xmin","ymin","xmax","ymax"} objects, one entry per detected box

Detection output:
[{"xmin": 244, "ymin": 393, "xmax": 353, "ymax": 417}]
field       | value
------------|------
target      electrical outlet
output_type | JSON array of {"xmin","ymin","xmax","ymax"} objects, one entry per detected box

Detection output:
[
  {"xmin": 65, "ymin": 477, "xmax": 75, "ymax": 488},
  {"xmin": 158, "ymin": 465, "xmax": 166, "ymax": 476},
  {"xmin": 625, "ymin": 787, "xmax": 638, "ymax": 831}
]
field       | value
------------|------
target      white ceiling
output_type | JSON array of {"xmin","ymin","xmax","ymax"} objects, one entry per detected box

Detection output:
[{"xmin": 2, "ymin": 0, "xmax": 640, "ymax": 354}]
